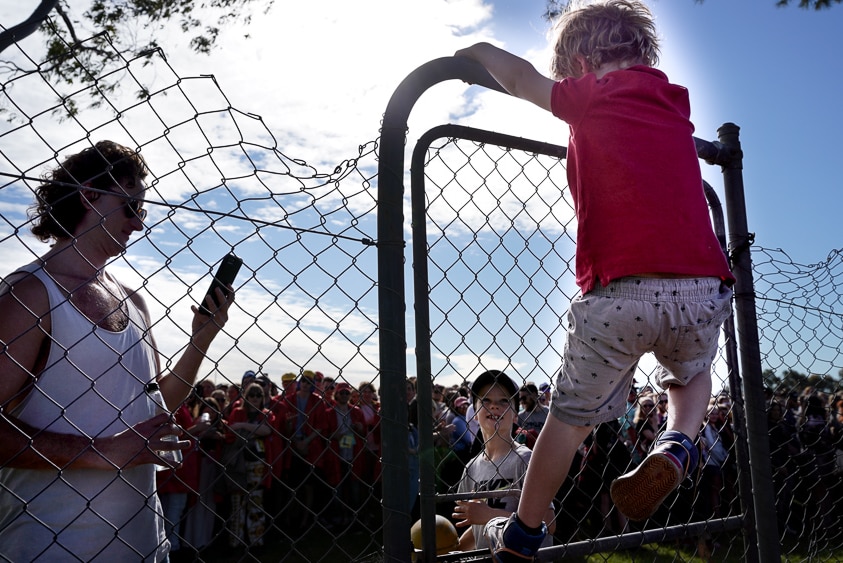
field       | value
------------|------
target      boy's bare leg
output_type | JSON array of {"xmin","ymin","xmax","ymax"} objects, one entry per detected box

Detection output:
[
  {"xmin": 665, "ymin": 369, "xmax": 712, "ymax": 437},
  {"xmin": 483, "ymin": 415, "xmax": 589, "ymax": 561},
  {"xmin": 516, "ymin": 416, "xmax": 592, "ymax": 528}
]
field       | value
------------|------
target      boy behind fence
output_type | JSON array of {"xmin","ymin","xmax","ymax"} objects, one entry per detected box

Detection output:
[
  {"xmin": 455, "ymin": 1, "xmax": 735, "ymax": 560},
  {"xmin": 452, "ymin": 371, "xmax": 555, "ymax": 552}
]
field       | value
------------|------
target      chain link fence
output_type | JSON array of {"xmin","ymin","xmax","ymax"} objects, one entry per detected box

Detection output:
[
  {"xmin": 404, "ymin": 126, "xmax": 750, "ymax": 563},
  {"xmin": 1, "ymin": 29, "xmax": 841, "ymax": 563},
  {"xmin": 406, "ymin": 130, "xmax": 840, "ymax": 562},
  {"xmin": 0, "ymin": 32, "xmax": 384, "ymax": 563}
]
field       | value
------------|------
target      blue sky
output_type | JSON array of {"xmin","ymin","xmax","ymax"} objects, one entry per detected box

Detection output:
[
  {"xmin": 6, "ymin": 0, "xmax": 831, "ymax": 267},
  {"xmin": 1, "ymin": 0, "xmax": 840, "ymax": 389}
]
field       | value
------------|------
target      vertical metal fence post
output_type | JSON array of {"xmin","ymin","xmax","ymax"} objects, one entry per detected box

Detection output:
[
  {"xmin": 378, "ymin": 56, "xmax": 506, "ymax": 563},
  {"xmin": 410, "ymin": 134, "xmax": 440, "ymax": 563},
  {"xmin": 718, "ymin": 122, "xmax": 781, "ymax": 563},
  {"xmin": 703, "ymin": 178, "xmax": 758, "ymax": 562},
  {"xmin": 378, "ymin": 87, "xmax": 413, "ymax": 563}
]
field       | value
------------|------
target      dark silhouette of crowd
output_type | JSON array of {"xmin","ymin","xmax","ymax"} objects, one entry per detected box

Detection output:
[
  {"xmin": 154, "ymin": 369, "xmax": 842, "ymax": 560},
  {"xmin": 765, "ymin": 387, "xmax": 843, "ymax": 544},
  {"xmin": 422, "ymin": 378, "xmax": 842, "ymax": 555},
  {"xmin": 561, "ymin": 383, "xmax": 842, "ymax": 553}
]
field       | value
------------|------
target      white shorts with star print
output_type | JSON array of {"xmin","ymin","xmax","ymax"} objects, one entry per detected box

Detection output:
[{"xmin": 549, "ymin": 276, "xmax": 733, "ymax": 427}]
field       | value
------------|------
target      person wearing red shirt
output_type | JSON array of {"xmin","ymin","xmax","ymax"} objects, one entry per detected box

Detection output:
[
  {"xmin": 355, "ymin": 381, "xmax": 382, "ymax": 528},
  {"xmin": 455, "ymin": 2, "xmax": 735, "ymax": 560},
  {"xmin": 155, "ymin": 400, "xmax": 200, "ymax": 555},
  {"xmin": 323, "ymin": 382, "xmax": 367, "ymax": 529},
  {"xmin": 281, "ymin": 371, "xmax": 331, "ymax": 533}
]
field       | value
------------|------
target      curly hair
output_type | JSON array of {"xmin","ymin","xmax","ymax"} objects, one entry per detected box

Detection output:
[
  {"xmin": 549, "ymin": 0, "xmax": 660, "ymax": 80},
  {"xmin": 29, "ymin": 140, "xmax": 148, "ymax": 243}
]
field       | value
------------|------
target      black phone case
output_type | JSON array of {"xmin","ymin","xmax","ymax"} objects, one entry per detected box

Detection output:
[{"xmin": 199, "ymin": 253, "xmax": 243, "ymax": 315}]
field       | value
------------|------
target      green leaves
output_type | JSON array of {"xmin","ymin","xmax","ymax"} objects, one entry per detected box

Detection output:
[
  {"xmin": 776, "ymin": 0, "xmax": 843, "ymax": 8},
  {"xmin": 0, "ymin": 0, "xmax": 267, "ymax": 118}
]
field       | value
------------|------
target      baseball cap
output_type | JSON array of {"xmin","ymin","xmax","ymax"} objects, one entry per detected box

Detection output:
[
  {"xmin": 281, "ymin": 372, "xmax": 297, "ymax": 383},
  {"xmin": 470, "ymin": 370, "xmax": 519, "ymax": 403},
  {"xmin": 242, "ymin": 370, "xmax": 257, "ymax": 384},
  {"xmin": 301, "ymin": 370, "xmax": 316, "ymax": 383},
  {"xmin": 539, "ymin": 382, "xmax": 551, "ymax": 393},
  {"xmin": 335, "ymin": 382, "xmax": 352, "ymax": 393},
  {"xmin": 454, "ymin": 396, "xmax": 469, "ymax": 408}
]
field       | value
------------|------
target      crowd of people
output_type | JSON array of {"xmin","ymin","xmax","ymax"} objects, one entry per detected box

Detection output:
[
  {"xmin": 152, "ymin": 369, "xmax": 387, "ymax": 558},
  {"xmin": 565, "ymin": 383, "xmax": 843, "ymax": 550},
  {"xmin": 413, "ymin": 375, "xmax": 842, "ymax": 552},
  {"xmin": 766, "ymin": 387, "xmax": 843, "ymax": 541},
  {"xmin": 155, "ymin": 368, "xmax": 571, "ymax": 557},
  {"xmin": 155, "ymin": 369, "xmax": 556, "ymax": 557},
  {"xmin": 18, "ymin": 351, "xmax": 834, "ymax": 560}
]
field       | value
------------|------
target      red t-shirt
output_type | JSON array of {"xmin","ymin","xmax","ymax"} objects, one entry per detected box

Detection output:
[{"xmin": 550, "ymin": 66, "xmax": 734, "ymax": 293}]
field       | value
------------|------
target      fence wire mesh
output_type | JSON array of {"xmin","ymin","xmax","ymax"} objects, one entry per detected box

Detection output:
[
  {"xmin": 410, "ymin": 133, "xmax": 748, "ymax": 563},
  {"xmin": 0, "ymin": 27, "xmax": 841, "ymax": 563},
  {"xmin": 407, "ymin": 132, "xmax": 842, "ymax": 561},
  {"xmin": 1, "ymin": 32, "xmax": 384, "ymax": 563}
]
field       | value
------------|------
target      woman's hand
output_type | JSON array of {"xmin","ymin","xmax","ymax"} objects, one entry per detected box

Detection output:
[
  {"xmin": 96, "ymin": 413, "xmax": 188, "ymax": 469},
  {"xmin": 190, "ymin": 285, "xmax": 234, "ymax": 348}
]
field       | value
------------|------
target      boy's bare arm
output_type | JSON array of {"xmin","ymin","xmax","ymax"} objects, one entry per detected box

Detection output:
[
  {"xmin": 453, "ymin": 499, "xmax": 506, "ymax": 528},
  {"xmin": 455, "ymin": 42, "xmax": 554, "ymax": 112}
]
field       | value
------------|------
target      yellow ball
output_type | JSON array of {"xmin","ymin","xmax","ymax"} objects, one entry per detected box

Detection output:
[{"xmin": 410, "ymin": 515, "xmax": 459, "ymax": 555}]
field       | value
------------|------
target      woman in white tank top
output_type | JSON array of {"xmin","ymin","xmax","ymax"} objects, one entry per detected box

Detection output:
[{"xmin": 0, "ymin": 141, "xmax": 234, "ymax": 562}]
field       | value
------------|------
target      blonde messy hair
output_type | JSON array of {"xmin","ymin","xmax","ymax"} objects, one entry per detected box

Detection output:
[{"xmin": 549, "ymin": 0, "xmax": 659, "ymax": 80}]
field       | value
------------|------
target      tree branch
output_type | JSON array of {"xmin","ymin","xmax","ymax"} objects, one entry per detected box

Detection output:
[
  {"xmin": 55, "ymin": 3, "xmax": 82, "ymax": 44},
  {"xmin": 0, "ymin": 0, "xmax": 61, "ymax": 55}
]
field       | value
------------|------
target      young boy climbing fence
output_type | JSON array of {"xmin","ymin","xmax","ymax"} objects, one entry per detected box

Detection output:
[{"xmin": 454, "ymin": 1, "xmax": 735, "ymax": 560}]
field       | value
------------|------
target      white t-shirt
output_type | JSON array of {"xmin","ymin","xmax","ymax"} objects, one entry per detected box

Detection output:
[{"xmin": 457, "ymin": 444, "xmax": 554, "ymax": 550}]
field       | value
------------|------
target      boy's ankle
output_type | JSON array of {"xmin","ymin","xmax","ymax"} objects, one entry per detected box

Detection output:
[
  {"xmin": 654, "ymin": 430, "xmax": 699, "ymax": 477},
  {"xmin": 485, "ymin": 513, "xmax": 547, "ymax": 561},
  {"xmin": 514, "ymin": 514, "xmax": 544, "ymax": 536}
]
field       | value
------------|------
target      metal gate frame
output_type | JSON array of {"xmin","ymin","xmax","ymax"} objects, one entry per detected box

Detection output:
[{"xmin": 376, "ymin": 56, "xmax": 779, "ymax": 563}]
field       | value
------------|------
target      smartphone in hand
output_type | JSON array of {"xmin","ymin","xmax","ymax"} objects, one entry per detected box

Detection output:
[{"xmin": 199, "ymin": 253, "xmax": 243, "ymax": 315}]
